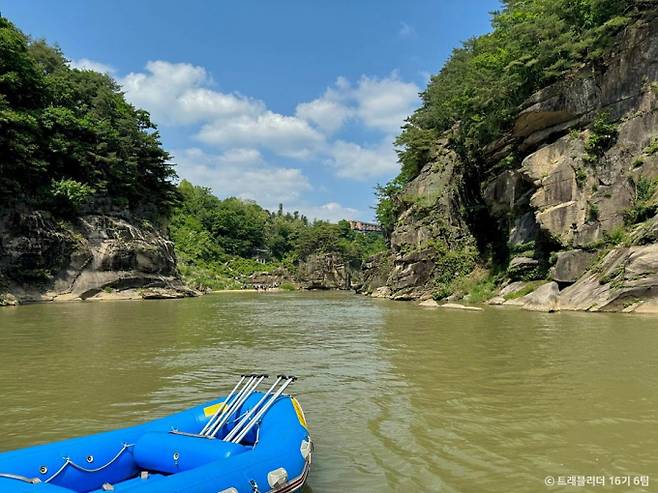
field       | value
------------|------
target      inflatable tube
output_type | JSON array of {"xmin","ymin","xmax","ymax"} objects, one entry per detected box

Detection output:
[{"xmin": 0, "ymin": 392, "xmax": 312, "ymax": 493}]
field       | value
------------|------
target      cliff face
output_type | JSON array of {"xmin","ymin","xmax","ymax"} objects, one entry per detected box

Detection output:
[
  {"xmin": 360, "ymin": 132, "xmax": 478, "ymax": 300},
  {"xmin": 0, "ymin": 210, "xmax": 196, "ymax": 305},
  {"xmin": 367, "ymin": 12, "xmax": 658, "ymax": 313}
]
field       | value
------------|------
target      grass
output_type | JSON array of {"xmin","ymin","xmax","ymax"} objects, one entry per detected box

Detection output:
[
  {"xmin": 624, "ymin": 176, "xmax": 658, "ymax": 226},
  {"xmin": 644, "ymin": 137, "xmax": 658, "ymax": 156},
  {"xmin": 279, "ymin": 282, "xmax": 297, "ymax": 291},
  {"xmin": 503, "ymin": 280, "xmax": 547, "ymax": 301}
]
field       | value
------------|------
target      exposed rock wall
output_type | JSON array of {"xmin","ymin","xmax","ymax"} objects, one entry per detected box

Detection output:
[
  {"xmin": 295, "ymin": 253, "xmax": 358, "ymax": 290},
  {"xmin": 360, "ymin": 132, "xmax": 478, "ymax": 300},
  {"xmin": 369, "ymin": 12, "xmax": 658, "ymax": 313},
  {"xmin": 0, "ymin": 209, "xmax": 196, "ymax": 305}
]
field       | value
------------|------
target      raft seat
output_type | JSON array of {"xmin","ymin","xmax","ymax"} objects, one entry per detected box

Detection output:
[
  {"xmin": 87, "ymin": 472, "xmax": 165, "ymax": 492},
  {"xmin": 133, "ymin": 432, "xmax": 247, "ymax": 474}
]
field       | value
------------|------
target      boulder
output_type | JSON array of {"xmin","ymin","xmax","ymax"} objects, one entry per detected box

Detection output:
[
  {"xmin": 551, "ymin": 250, "xmax": 595, "ymax": 284},
  {"xmin": 560, "ymin": 244, "xmax": 658, "ymax": 312},
  {"xmin": 296, "ymin": 253, "xmax": 354, "ymax": 290},
  {"xmin": 498, "ymin": 281, "xmax": 529, "ymax": 298},
  {"xmin": 371, "ymin": 286, "xmax": 392, "ymax": 298},
  {"xmin": 507, "ymin": 256, "xmax": 539, "ymax": 281},
  {"xmin": 440, "ymin": 303, "xmax": 484, "ymax": 312},
  {"xmin": 522, "ymin": 281, "xmax": 561, "ymax": 312},
  {"xmin": 419, "ymin": 299, "xmax": 439, "ymax": 307}
]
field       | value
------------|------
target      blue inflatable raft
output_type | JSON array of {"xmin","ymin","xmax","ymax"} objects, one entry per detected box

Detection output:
[{"xmin": 0, "ymin": 374, "xmax": 312, "ymax": 493}]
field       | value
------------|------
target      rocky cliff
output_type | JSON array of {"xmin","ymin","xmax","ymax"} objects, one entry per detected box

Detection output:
[
  {"xmin": 0, "ymin": 209, "xmax": 196, "ymax": 305},
  {"xmin": 364, "ymin": 12, "xmax": 658, "ymax": 313}
]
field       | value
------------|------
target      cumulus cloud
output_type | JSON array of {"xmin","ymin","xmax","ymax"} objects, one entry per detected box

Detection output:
[
  {"xmin": 173, "ymin": 147, "xmax": 311, "ymax": 209},
  {"xmin": 197, "ymin": 111, "xmax": 325, "ymax": 160},
  {"xmin": 295, "ymin": 83, "xmax": 353, "ymax": 134},
  {"xmin": 353, "ymin": 75, "xmax": 419, "ymax": 133},
  {"xmin": 112, "ymin": 59, "xmax": 419, "ymax": 205},
  {"xmin": 120, "ymin": 60, "xmax": 325, "ymax": 158},
  {"xmin": 325, "ymin": 138, "xmax": 399, "ymax": 180},
  {"xmin": 121, "ymin": 61, "xmax": 261, "ymax": 125},
  {"xmin": 69, "ymin": 58, "xmax": 115, "ymax": 74},
  {"xmin": 298, "ymin": 202, "xmax": 360, "ymax": 222},
  {"xmin": 296, "ymin": 73, "xmax": 419, "ymax": 134}
]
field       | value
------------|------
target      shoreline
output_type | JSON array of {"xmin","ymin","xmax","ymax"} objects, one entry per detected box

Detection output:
[{"xmin": 3, "ymin": 286, "xmax": 658, "ymax": 316}]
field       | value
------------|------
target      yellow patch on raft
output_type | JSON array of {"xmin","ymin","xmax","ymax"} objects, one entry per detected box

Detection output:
[
  {"xmin": 203, "ymin": 402, "xmax": 227, "ymax": 417},
  {"xmin": 291, "ymin": 397, "xmax": 308, "ymax": 429}
]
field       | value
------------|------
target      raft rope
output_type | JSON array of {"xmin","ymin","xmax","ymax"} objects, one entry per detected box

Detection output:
[
  {"xmin": 0, "ymin": 472, "xmax": 42, "ymax": 484},
  {"xmin": 44, "ymin": 443, "xmax": 134, "ymax": 483}
]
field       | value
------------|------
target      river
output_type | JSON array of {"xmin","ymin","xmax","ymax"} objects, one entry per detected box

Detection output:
[{"xmin": 0, "ymin": 292, "xmax": 657, "ymax": 492}]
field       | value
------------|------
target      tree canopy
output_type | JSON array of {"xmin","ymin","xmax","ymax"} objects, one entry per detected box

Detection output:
[
  {"xmin": 170, "ymin": 181, "xmax": 386, "ymax": 289},
  {"xmin": 0, "ymin": 18, "xmax": 178, "ymax": 219}
]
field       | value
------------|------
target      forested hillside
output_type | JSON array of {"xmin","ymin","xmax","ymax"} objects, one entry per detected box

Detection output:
[
  {"xmin": 378, "ymin": 0, "xmax": 640, "ymax": 233},
  {"xmin": 170, "ymin": 181, "xmax": 385, "ymax": 290}
]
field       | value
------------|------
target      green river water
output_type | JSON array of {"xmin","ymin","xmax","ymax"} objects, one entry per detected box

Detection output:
[{"xmin": 1, "ymin": 291, "xmax": 657, "ymax": 492}]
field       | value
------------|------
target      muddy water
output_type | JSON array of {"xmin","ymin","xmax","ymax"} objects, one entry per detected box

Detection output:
[{"xmin": 1, "ymin": 292, "xmax": 657, "ymax": 492}]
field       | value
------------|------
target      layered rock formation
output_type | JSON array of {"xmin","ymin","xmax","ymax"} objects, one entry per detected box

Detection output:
[
  {"xmin": 359, "ymin": 133, "xmax": 478, "ymax": 300},
  {"xmin": 0, "ymin": 210, "xmax": 196, "ymax": 305},
  {"xmin": 364, "ymin": 12, "xmax": 658, "ymax": 313},
  {"xmin": 295, "ymin": 253, "xmax": 358, "ymax": 290}
]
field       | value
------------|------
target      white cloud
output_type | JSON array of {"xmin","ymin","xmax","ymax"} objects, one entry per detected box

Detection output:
[
  {"xmin": 120, "ymin": 61, "xmax": 261, "ymax": 125},
  {"xmin": 173, "ymin": 148, "xmax": 360, "ymax": 221},
  {"xmin": 295, "ymin": 86, "xmax": 353, "ymax": 134},
  {"xmin": 69, "ymin": 58, "xmax": 115, "ymax": 75},
  {"xmin": 353, "ymin": 75, "xmax": 419, "ymax": 133},
  {"xmin": 197, "ymin": 111, "xmax": 325, "ymax": 160},
  {"xmin": 116, "ymin": 60, "xmax": 416, "ymax": 190},
  {"xmin": 296, "ymin": 73, "xmax": 419, "ymax": 135},
  {"xmin": 398, "ymin": 22, "xmax": 417, "ymax": 39},
  {"xmin": 174, "ymin": 147, "xmax": 311, "ymax": 209},
  {"xmin": 326, "ymin": 138, "xmax": 398, "ymax": 180},
  {"xmin": 298, "ymin": 202, "xmax": 360, "ymax": 222}
]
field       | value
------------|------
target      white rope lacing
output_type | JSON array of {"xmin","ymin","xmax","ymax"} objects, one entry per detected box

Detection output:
[{"xmin": 45, "ymin": 443, "xmax": 134, "ymax": 483}]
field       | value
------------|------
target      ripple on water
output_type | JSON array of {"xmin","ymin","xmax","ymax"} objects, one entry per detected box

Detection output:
[{"xmin": 1, "ymin": 294, "xmax": 658, "ymax": 492}]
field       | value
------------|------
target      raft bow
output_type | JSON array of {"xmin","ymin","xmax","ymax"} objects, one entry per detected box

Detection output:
[{"xmin": 0, "ymin": 374, "xmax": 312, "ymax": 493}]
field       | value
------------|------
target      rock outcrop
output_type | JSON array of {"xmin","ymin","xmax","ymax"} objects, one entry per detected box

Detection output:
[
  {"xmin": 360, "ymin": 131, "xmax": 478, "ymax": 300},
  {"xmin": 365, "ymin": 12, "xmax": 658, "ymax": 313},
  {"xmin": 295, "ymin": 253, "xmax": 358, "ymax": 290},
  {"xmin": 0, "ymin": 210, "xmax": 197, "ymax": 304}
]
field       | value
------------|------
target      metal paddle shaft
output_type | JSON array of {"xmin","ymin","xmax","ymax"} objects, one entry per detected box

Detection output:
[
  {"xmin": 207, "ymin": 374, "xmax": 262, "ymax": 437},
  {"xmin": 208, "ymin": 374, "xmax": 267, "ymax": 438},
  {"xmin": 223, "ymin": 375, "xmax": 283, "ymax": 442},
  {"xmin": 200, "ymin": 375, "xmax": 247, "ymax": 435},
  {"xmin": 231, "ymin": 375, "xmax": 297, "ymax": 444},
  {"xmin": 202, "ymin": 374, "xmax": 256, "ymax": 436}
]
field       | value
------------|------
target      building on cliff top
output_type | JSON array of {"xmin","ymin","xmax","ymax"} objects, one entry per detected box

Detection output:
[{"xmin": 348, "ymin": 220, "xmax": 382, "ymax": 233}]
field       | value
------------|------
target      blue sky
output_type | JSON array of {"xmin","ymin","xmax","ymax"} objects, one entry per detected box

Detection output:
[{"xmin": 1, "ymin": 0, "xmax": 500, "ymax": 221}]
